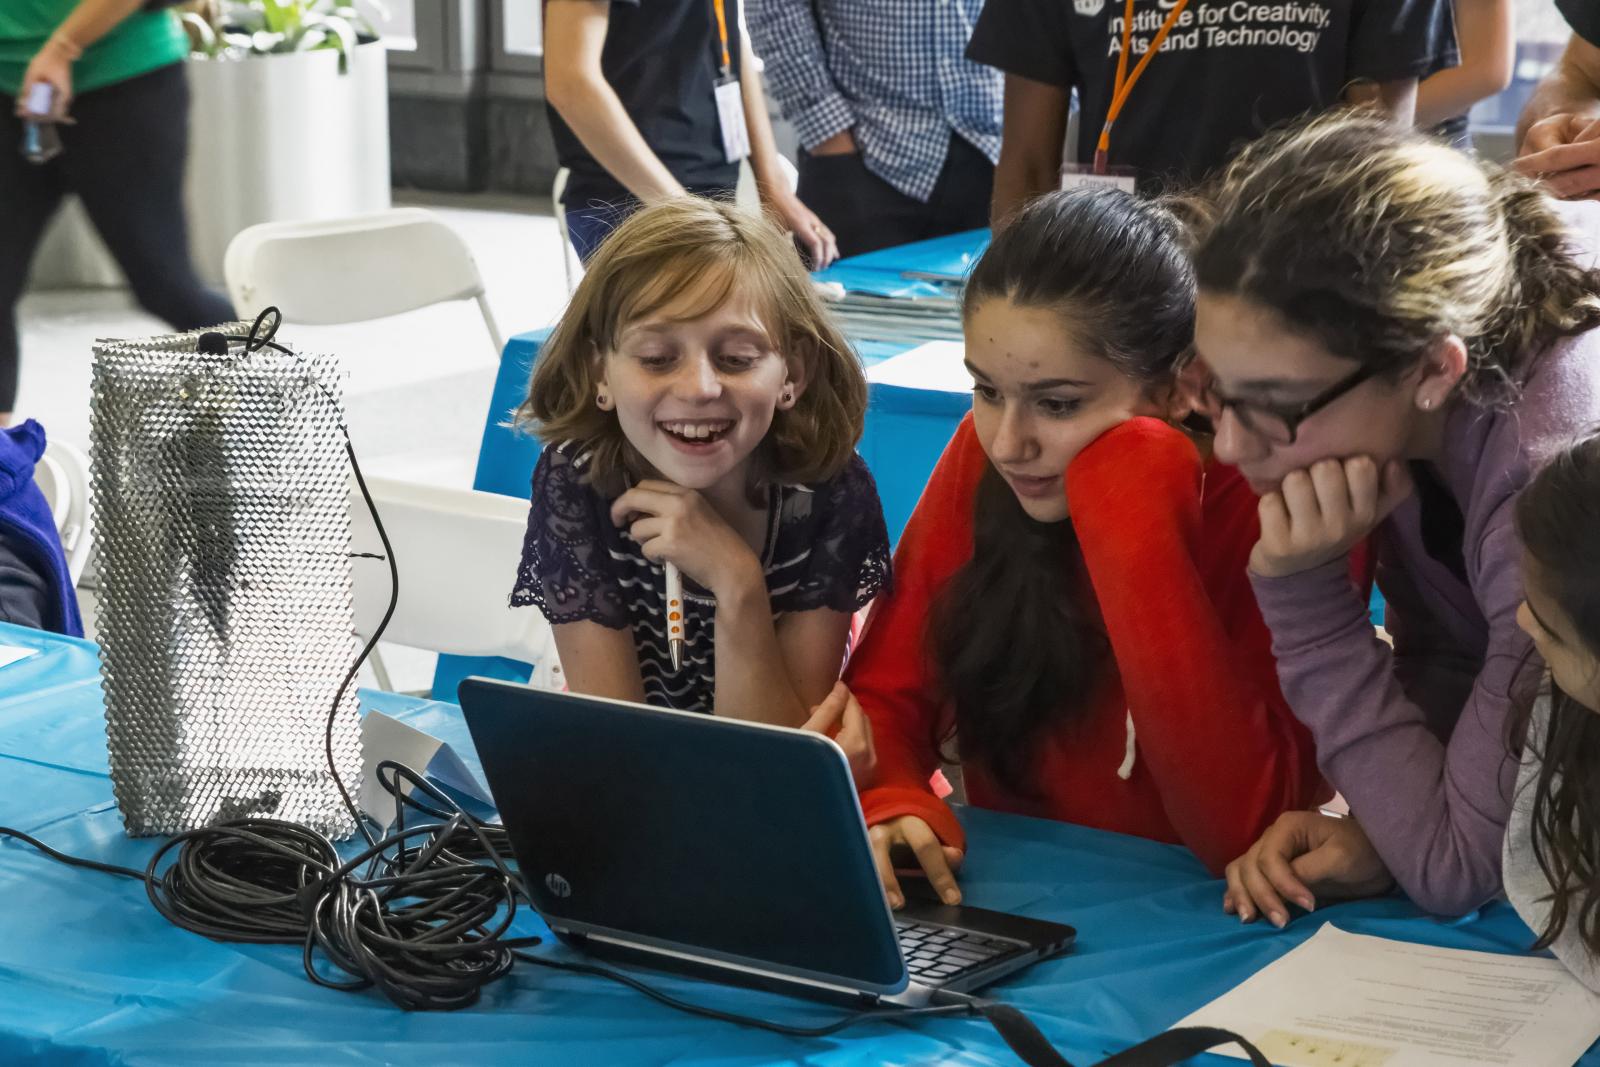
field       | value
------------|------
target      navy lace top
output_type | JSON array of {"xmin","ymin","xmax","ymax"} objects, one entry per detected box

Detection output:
[{"xmin": 512, "ymin": 442, "xmax": 892, "ymax": 712}]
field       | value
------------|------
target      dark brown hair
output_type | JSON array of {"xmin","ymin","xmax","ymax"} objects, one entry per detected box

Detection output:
[
  {"xmin": 927, "ymin": 186, "xmax": 1195, "ymax": 787},
  {"xmin": 515, "ymin": 197, "xmax": 867, "ymax": 495},
  {"xmin": 1190, "ymin": 110, "xmax": 1600, "ymax": 406},
  {"xmin": 1515, "ymin": 432, "xmax": 1600, "ymax": 958}
]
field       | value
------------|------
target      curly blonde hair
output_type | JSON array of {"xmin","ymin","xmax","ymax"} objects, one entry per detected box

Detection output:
[
  {"xmin": 516, "ymin": 198, "xmax": 866, "ymax": 496},
  {"xmin": 1188, "ymin": 110, "xmax": 1600, "ymax": 404}
]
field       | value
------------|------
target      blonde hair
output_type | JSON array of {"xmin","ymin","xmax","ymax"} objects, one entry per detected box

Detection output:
[
  {"xmin": 517, "ymin": 198, "xmax": 867, "ymax": 495},
  {"xmin": 1189, "ymin": 110, "xmax": 1600, "ymax": 404}
]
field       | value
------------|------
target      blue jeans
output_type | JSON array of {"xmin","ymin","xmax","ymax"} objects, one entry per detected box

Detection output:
[
  {"xmin": 565, "ymin": 203, "xmax": 632, "ymax": 264},
  {"xmin": 563, "ymin": 185, "xmax": 735, "ymax": 264}
]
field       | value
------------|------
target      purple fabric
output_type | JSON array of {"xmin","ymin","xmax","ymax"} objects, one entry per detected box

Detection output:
[{"xmin": 1251, "ymin": 199, "xmax": 1600, "ymax": 916}]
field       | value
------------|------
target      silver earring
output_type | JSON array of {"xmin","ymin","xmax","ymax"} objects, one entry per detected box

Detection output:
[{"xmin": 1421, "ymin": 398, "xmax": 1433, "ymax": 411}]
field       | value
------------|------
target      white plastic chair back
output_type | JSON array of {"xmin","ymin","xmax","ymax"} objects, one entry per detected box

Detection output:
[
  {"xmin": 348, "ymin": 475, "xmax": 555, "ymax": 672},
  {"xmin": 552, "ymin": 167, "xmax": 577, "ymax": 294},
  {"xmin": 734, "ymin": 154, "xmax": 799, "ymax": 214},
  {"xmin": 33, "ymin": 453, "xmax": 62, "ymax": 521},
  {"xmin": 223, "ymin": 207, "xmax": 505, "ymax": 354},
  {"xmin": 36, "ymin": 440, "xmax": 92, "ymax": 587}
]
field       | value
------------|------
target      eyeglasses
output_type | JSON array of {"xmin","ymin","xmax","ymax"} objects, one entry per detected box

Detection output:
[{"xmin": 1193, "ymin": 363, "xmax": 1380, "ymax": 445}]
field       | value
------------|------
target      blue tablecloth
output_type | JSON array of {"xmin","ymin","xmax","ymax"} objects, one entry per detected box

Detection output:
[
  {"xmin": 813, "ymin": 228, "xmax": 990, "ymax": 298},
  {"xmin": 0, "ymin": 624, "xmax": 1591, "ymax": 1066}
]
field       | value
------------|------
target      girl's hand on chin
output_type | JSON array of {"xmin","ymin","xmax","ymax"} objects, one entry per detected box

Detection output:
[
  {"xmin": 1249, "ymin": 457, "xmax": 1412, "ymax": 579},
  {"xmin": 610, "ymin": 480, "xmax": 762, "ymax": 598}
]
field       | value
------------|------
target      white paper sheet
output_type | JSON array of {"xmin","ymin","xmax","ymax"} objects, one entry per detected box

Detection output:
[
  {"xmin": 0, "ymin": 643, "xmax": 38, "ymax": 670},
  {"xmin": 359, "ymin": 711, "xmax": 495, "ymax": 828},
  {"xmin": 865, "ymin": 340, "xmax": 971, "ymax": 393},
  {"xmin": 1177, "ymin": 925, "xmax": 1600, "ymax": 1067}
]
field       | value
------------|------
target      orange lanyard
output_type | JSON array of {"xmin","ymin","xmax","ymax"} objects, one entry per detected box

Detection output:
[
  {"xmin": 712, "ymin": 0, "xmax": 733, "ymax": 77},
  {"xmin": 1093, "ymin": 0, "xmax": 1193, "ymax": 174}
]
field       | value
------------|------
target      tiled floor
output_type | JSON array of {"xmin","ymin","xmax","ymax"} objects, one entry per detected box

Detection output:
[{"xmin": 18, "ymin": 191, "xmax": 572, "ymax": 691}]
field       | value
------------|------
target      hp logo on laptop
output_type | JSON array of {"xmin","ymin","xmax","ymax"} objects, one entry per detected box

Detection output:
[{"xmin": 544, "ymin": 872, "xmax": 572, "ymax": 898}]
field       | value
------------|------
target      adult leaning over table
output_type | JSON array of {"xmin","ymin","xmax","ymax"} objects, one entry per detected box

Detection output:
[{"xmin": 1191, "ymin": 111, "xmax": 1600, "ymax": 926}]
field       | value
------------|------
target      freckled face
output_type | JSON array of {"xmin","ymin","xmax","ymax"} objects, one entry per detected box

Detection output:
[
  {"xmin": 601, "ymin": 281, "xmax": 799, "ymax": 494},
  {"xmin": 965, "ymin": 298, "xmax": 1163, "ymax": 523}
]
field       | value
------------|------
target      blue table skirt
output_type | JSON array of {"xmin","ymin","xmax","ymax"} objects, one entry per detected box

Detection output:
[{"xmin": 0, "ymin": 625, "xmax": 1587, "ymax": 1066}]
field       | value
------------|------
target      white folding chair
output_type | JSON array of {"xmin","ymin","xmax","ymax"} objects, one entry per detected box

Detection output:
[
  {"xmin": 552, "ymin": 167, "xmax": 578, "ymax": 295},
  {"xmin": 33, "ymin": 439, "xmax": 93, "ymax": 588},
  {"xmin": 223, "ymin": 207, "xmax": 505, "ymax": 356},
  {"xmin": 347, "ymin": 475, "xmax": 560, "ymax": 694}
]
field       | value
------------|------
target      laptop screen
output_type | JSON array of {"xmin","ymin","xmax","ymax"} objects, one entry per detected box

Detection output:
[{"xmin": 458, "ymin": 680, "xmax": 908, "ymax": 992}]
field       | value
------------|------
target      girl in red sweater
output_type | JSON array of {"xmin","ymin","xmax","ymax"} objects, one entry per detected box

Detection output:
[{"xmin": 845, "ymin": 188, "xmax": 1325, "ymax": 908}]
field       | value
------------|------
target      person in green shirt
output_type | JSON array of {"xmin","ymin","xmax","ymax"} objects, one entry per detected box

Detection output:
[{"xmin": 2, "ymin": 0, "xmax": 233, "ymax": 421}]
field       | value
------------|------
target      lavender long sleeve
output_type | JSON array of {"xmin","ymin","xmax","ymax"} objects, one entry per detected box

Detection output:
[
  {"xmin": 1250, "ymin": 207, "xmax": 1600, "ymax": 913},
  {"xmin": 1252, "ymin": 545, "xmax": 1525, "ymax": 916}
]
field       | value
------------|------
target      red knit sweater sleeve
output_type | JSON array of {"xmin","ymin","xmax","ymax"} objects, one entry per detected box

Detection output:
[
  {"xmin": 1066, "ymin": 418, "xmax": 1314, "ymax": 874},
  {"xmin": 846, "ymin": 418, "xmax": 988, "ymax": 853}
]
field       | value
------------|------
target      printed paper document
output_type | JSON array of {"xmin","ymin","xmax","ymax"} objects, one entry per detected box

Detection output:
[{"xmin": 1176, "ymin": 925, "xmax": 1600, "ymax": 1066}]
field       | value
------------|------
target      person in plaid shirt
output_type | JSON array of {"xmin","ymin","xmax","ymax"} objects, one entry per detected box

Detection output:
[{"xmin": 747, "ymin": 0, "xmax": 1002, "ymax": 258}]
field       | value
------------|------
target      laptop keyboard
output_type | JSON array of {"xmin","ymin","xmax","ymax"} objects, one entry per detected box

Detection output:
[{"xmin": 896, "ymin": 921, "xmax": 1019, "ymax": 983}]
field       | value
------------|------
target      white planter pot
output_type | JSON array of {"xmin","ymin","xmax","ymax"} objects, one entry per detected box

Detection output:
[
  {"xmin": 30, "ymin": 42, "xmax": 390, "ymax": 293},
  {"xmin": 29, "ymin": 200, "xmax": 124, "ymax": 291},
  {"xmin": 187, "ymin": 40, "xmax": 391, "ymax": 288}
]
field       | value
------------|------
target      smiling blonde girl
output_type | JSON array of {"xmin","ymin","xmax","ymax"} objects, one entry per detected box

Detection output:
[{"xmin": 511, "ymin": 198, "xmax": 890, "ymax": 726}]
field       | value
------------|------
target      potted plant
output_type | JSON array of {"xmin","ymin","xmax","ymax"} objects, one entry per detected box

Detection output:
[{"xmin": 181, "ymin": 0, "xmax": 392, "ymax": 287}]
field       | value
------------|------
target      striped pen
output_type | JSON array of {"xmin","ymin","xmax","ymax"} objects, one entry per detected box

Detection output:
[{"xmin": 664, "ymin": 562, "xmax": 686, "ymax": 672}]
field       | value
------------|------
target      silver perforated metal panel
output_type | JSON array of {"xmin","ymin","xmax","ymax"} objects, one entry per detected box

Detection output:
[{"xmin": 90, "ymin": 323, "xmax": 362, "ymax": 839}]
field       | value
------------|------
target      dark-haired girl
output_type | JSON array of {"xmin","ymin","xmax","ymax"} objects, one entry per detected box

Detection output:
[
  {"xmin": 843, "ymin": 187, "xmax": 1326, "ymax": 908},
  {"xmin": 1509, "ymin": 432, "xmax": 1600, "ymax": 992}
]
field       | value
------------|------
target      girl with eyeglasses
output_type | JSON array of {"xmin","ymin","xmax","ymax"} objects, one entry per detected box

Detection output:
[{"xmin": 1193, "ymin": 111, "xmax": 1600, "ymax": 925}]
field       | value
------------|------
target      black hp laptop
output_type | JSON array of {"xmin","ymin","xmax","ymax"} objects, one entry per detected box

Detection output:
[{"xmin": 457, "ymin": 679, "xmax": 1075, "ymax": 1007}]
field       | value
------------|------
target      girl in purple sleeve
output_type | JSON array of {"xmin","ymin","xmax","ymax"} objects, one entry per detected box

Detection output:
[{"xmin": 1187, "ymin": 111, "xmax": 1600, "ymax": 922}]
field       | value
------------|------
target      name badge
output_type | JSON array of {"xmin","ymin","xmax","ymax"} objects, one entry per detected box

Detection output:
[
  {"xmin": 715, "ymin": 77, "xmax": 751, "ymax": 164},
  {"xmin": 1060, "ymin": 162, "xmax": 1138, "ymax": 194}
]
